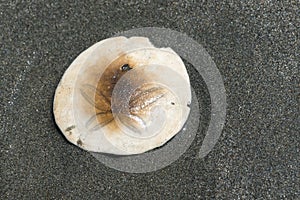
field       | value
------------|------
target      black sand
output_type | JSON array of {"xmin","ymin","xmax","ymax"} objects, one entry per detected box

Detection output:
[{"xmin": 1, "ymin": 1, "xmax": 299, "ymax": 199}]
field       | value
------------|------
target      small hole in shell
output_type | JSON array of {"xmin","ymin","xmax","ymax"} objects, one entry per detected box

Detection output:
[{"xmin": 121, "ymin": 64, "xmax": 132, "ymax": 71}]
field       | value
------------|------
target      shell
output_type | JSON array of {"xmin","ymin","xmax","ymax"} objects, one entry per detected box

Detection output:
[{"xmin": 53, "ymin": 36, "xmax": 191, "ymax": 155}]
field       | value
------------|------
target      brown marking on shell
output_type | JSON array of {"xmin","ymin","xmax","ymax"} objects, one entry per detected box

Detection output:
[
  {"xmin": 65, "ymin": 125, "xmax": 75, "ymax": 135},
  {"xmin": 65, "ymin": 125, "xmax": 75, "ymax": 132},
  {"xmin": 92, "ymin": 54, "xmax": 167, "ymax": 136},
  {"xmin": 77, "ymin": 139, "xmax": 83, "ymax": 146}
]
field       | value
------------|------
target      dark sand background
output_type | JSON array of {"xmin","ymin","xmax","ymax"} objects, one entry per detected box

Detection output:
[{"xmin": 1, "ymin": 1, "xmax": 299, "ymax": 199}]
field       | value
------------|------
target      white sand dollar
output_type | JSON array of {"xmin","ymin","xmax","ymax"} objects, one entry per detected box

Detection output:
[{"xmin": 53, "ymin": 36, "xmax": 191, "ymax": 155}]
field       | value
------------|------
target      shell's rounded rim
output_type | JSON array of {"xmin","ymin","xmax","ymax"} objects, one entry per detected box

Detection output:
[{"xmin": 53, "ymin": 36, "xmax": 192, "ymax": 155}]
